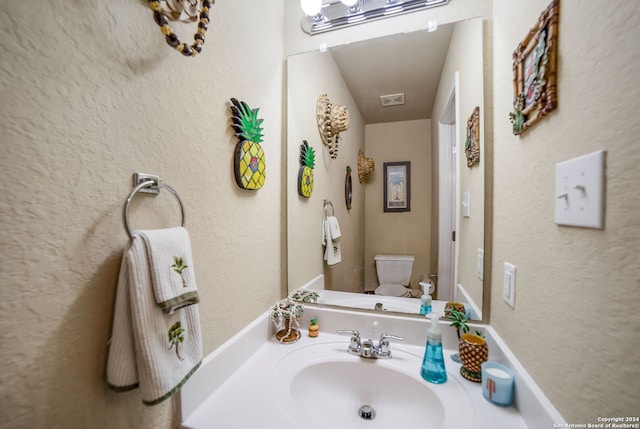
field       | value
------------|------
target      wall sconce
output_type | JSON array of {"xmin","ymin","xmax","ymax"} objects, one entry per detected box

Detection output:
[{"xmin": 301, "ymin": 0, "xmax": 450, "ymax": 35}]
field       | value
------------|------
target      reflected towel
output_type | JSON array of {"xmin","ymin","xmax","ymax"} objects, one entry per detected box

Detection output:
[
  {"xmin": 322, "ymin": 216, "xmax": 342, "ymax": 266},
  {"xmin": 137, "ymin": 227, "xmax": 199, "ymax": 314},
  {"xmin": 106, "ymin": 234, "xmax": 203, "ymax": 405},
  {"xmin": 326, "ymin": 216, "xmax": 341, "ymax": 241}
]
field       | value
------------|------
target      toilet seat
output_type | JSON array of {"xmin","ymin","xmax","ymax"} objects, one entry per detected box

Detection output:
[{"xmin": 374, "ymin": 283, "xmax": 410, "ymax": 297}]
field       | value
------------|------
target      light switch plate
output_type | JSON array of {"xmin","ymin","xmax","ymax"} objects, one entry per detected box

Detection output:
[
  {"xmin": 503, "ymin": 262, "xmax": 516, "ymax": 308},
  {"xmin": 477, "ymin": 248, "xmax": 484, "ymax": 281},
  {"xmin": 555, "ymin": 150, "xmax": 605, "ymax": 229},
  {"xmin": 462, "ymin": 192, "xmax": 470, "ymax": 218}
]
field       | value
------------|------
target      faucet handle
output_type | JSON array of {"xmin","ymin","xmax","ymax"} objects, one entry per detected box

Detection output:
[
  {"xmin": 380, "ymin": 333, "xmax": 405, "ymax": 343},
  {"xmin": 337, "ymin": 329, "xmax": 360, "ymax": 337},
  {"xmin": 377, "ymin": 334, "xmax": 405, "ymax": 358},
  {"xmin": 337, "ymin": 329, "xmax": 361, "ymax": 354}
]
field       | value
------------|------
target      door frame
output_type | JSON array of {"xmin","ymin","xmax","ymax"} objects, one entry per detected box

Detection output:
[{"xmin": 437, "ymin": 73, "xmax": 460, "ymax": 302}]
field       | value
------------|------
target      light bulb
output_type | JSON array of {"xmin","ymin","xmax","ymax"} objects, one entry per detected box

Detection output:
[{"xmin": 301, "ymin": 0, "xmax": 322, "ymax": 16}]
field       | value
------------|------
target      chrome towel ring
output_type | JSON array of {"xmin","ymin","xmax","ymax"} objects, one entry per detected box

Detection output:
[
  {"xmin": 123, "ymin": 173, "xmax": 186, "ymax": 240},
  {"xmin": 323, "ymin": 199, "xmax": 335, "ymax": 216}
]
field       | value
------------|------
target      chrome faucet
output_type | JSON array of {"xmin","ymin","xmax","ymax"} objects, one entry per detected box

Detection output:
[{"xmin": 337, "ymin": 330, "xmax": 405, "ymax": 359}]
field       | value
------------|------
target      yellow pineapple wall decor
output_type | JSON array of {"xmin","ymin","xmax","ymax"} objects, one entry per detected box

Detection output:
[
  {"xmin": 229, "ymin": 97, "xmax": 266, "ymax": 190},
  {"xmin": 297, "ymin": 140, "xmax": 315, "ymax": 198}
]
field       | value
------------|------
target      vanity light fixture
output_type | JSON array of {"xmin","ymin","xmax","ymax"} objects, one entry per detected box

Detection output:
[
  {"xmin": 146, "ymin": 0, "xmax": 214, "ymax": 57},
  {"xmin": 301, "ymin": 0, "xmax": 449, "ymax": 35}
]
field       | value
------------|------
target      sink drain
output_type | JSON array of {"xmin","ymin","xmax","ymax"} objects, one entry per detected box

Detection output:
[{"xmin": 358, "ymin": 405, "xmax": 376, "ymax": 420}]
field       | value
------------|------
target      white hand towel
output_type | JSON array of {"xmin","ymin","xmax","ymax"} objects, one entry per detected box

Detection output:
[
  {"xmin": 106, "ymin": 234, "xmax": 203, "ymax": 405},
  {"xmin": 321, "ymin": 216, "xmax": 327, "ymax": 246},
  {"xmin": 137, "ymin": 227, "xmax": 199, "ymax": 314},
  {"xmin": 323, "ymin": 217, "xmax": 342, "ymax": 266},
  {"xmin": 326, "ymin": 216, "xmax": 341, "ymax": 241}
]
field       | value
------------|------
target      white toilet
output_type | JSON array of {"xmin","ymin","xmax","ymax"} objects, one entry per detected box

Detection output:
[{"xmin": 374, "ymin": 254, "xmax": 415, "ymax": 297}]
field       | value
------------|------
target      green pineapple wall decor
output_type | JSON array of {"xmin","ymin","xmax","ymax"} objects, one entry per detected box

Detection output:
[
  {"xmin": 229, "ymin": 97, "xmax": 266, "ymax": 190},
  {"xmin": 297, "ymin": 140, "xmax": 315, "ymax": 198}
]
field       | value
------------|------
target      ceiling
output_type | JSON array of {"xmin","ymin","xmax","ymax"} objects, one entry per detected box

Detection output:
[{"xmin": 329, "ymin": 23, "xmax": 454, "ymax": 124}]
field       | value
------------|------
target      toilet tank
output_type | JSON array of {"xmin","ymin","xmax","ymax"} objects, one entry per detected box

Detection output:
[{"xmin": 374, "ymin": 254, "xmax": 415, "ymax": 286}]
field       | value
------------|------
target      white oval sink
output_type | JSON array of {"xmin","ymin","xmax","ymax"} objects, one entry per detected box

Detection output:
[{"xmin": 271, "ymin": 341, "xmax": 473, "ymax": 429}]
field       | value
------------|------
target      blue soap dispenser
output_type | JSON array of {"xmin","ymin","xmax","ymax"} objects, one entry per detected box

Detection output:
[
  {"xmin": 419, "ymin": 294, "xmax": 432, "ymax": 315},
  {"xmin": 421, "ymin": 312, "xmax": 447, "ymax": 384}
]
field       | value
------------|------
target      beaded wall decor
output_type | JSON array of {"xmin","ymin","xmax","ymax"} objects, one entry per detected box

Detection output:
[
  {"xmin": 316, "ymin": 94, "xmax": 349, "ymax": 159},
  {"xmin": 147, "ymin": 0, "xmax": 214, "ymax": 57},
  {"xmin": 229, "ymin": 98, "xmax": 266, "ymax": 190}
]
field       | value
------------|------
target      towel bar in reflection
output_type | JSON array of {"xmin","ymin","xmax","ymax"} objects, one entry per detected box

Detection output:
[{"xmin": 123, "ymin": 173, "xmax": 186, "ymax": 240}]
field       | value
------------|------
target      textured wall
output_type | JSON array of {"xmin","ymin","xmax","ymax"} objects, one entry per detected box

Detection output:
[
  {"xmin": 0, "ymin": 1, "xmax": 283, "ymax": 428},
  {"xmin": 491, "ymin": 0, "xmax": 640, "ymax": 421}
]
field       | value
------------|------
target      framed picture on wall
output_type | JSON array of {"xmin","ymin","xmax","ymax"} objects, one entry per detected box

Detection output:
[
  {"xmin": 509, "ymin": 0, "xmax": 559, "ymax": 135},
  {"xmin": 465, "ymin": 106, "xmax": 480, "ymax": 167},
  {"xmin": 383, "ymin": 161, "xmax": 411, "ymax": 212}
]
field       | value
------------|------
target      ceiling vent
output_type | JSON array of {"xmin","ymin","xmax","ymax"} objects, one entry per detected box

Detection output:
[{"xmin": 379, "ymin": 93, "xmax": 405, "ymax": 107}]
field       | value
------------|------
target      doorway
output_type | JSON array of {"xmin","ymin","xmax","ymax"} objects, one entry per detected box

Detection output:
[{"xmin": 436, "ymin": 75, "xmax": 459, "ymax": 302}]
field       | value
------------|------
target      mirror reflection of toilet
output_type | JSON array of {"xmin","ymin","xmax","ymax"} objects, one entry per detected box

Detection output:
[{"xmin": 374, "ymin": 254, "xmax": 414, "ymax": 297}]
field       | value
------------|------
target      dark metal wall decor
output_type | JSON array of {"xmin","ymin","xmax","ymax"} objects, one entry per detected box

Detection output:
[
  {"xmin": 345, "ymin": 166, "xmax": 352, "ymax": 210},
  {"xmin": 465, "ymin": 106, "xmax": 480, "ymax": 167},
  {"xmin": 316, "ymin": 94, "xmax": 349, "ymax": 159},
  {"xmin": 229, "ymin": 98, "xmax": 266, "ymax": 190},
  {"xmin": 147, "ymin": 0, "xmax": 214, "ymax": 57},
  {"xmin": 509, "ymin": 0, "xmax": 559, "ymax": 135},
  {"xmin": 297, "ymin": 141, "xmax": 315, "ymax": 198}
]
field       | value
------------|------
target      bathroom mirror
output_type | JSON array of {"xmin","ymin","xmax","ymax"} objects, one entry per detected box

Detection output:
[{"xmin": 287, "ymin": 17, "xmax": 487, "ymax": 321}]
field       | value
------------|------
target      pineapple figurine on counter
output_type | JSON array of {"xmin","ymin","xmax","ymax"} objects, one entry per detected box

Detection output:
[
  {"xmin": 297, "ymin": 140, "xmax": 315, "ymax": 198},
  {"xmin": 229, "ymin": 97, "xmax": 266, "ymax": 190},
  {"xmin": 308, "ymin": 318, "xmax": 319, "ymax": 338}
]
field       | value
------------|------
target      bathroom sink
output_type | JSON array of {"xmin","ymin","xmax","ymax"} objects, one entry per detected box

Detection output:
[
  {"xmin": 271, "ymin": 340, "xmax": 473, "ymax": 429},
  {"xmin": 182, "ymin": 307, "xmax": 532, "ymax": 429}
]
